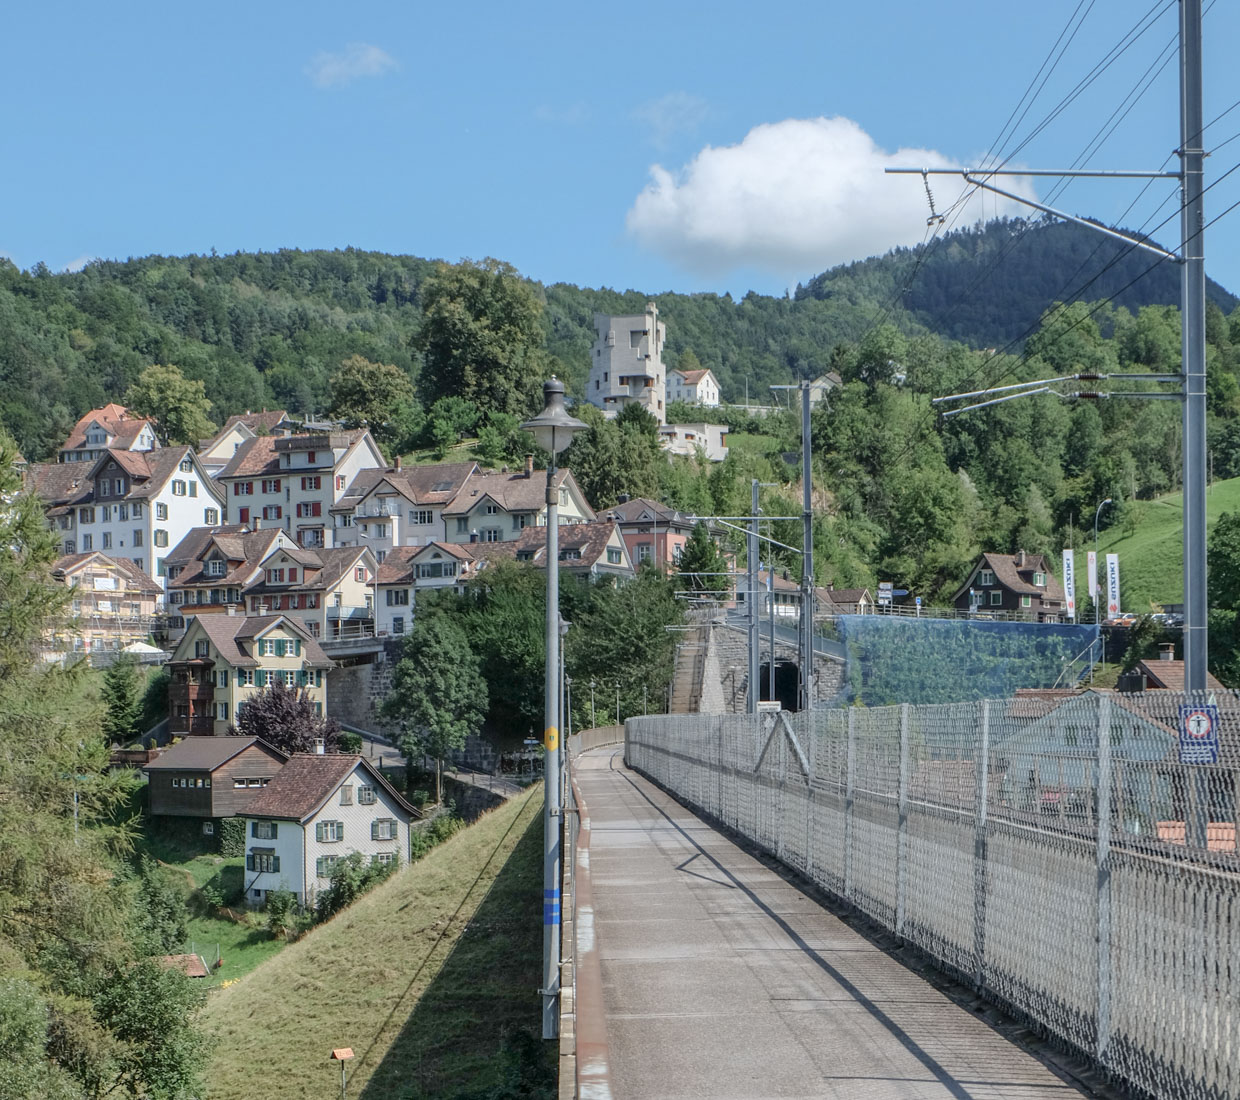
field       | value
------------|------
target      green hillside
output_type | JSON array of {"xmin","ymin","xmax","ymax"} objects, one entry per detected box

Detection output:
[
  {"xmin": 1068, "ymin": 476, "xmax": 1240, "ymax": 612},
  {"xmin": 202, "ymin": 788, "xmax": 551, "ymax": 1100}
]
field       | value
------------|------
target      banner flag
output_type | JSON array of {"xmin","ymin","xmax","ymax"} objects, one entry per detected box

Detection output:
[
  {"xmin": 1087, "ymin": 550, "xmax": 1098, "ymax": 604},
  {"xmin": 1106, "ymin": 553, "xmax": 1121, "ymax": 618},
  {"xmin": 1062, "ymin": 549, "xmax": 1076, "ymax": 620}
]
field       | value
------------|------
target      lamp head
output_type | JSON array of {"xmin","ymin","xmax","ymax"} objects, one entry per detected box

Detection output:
[{"xmin": 520, "ymin": 378, "xmax": 587, "ymax": 456}]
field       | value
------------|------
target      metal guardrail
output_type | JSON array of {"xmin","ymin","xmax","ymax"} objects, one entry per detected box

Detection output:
[{"xmin": 626, "ymin": 698, "xmax": 1240, "ymax": 1100}]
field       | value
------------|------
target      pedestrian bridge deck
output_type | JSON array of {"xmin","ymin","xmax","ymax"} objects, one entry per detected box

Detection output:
[{"xmin": 570, "ymin": 747, "xmax": 1089, "ymax": 1100}]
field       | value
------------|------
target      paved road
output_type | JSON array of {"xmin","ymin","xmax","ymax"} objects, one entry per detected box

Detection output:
[{"xmin": 571, "ymin": 748, "xmax": 1090, "ymax": 1100}]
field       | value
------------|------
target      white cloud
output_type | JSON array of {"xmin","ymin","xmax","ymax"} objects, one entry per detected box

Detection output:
[
  {"xmin": 626, "ymin": 116, "xmax": 1035, "ymax": 281},
  {"xmin": 633, "ymin": 91, "xmax": 709, "ymax": 148},
  {"xmin": 306, "ymin": 43, "xmax": 398, "ymax": 89},
  {"xmin": 63, "ymin": 254, "xmax": 97, "ymax": 273}
]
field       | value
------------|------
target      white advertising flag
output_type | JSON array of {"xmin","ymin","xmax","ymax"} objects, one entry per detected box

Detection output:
[
  {"xmin": 1087, "ymin": 550, "xmax": 1098, "ymax": 603},
  {"xmin": 1106, "ymin": 553, "xmax": 1121, "ymax": 618},
  {"xmin": 1062, "ymin": 549, "xmax": 1076, "ymax": 620}
]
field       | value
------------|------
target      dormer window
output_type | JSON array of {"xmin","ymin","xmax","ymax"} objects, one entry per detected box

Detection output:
[
  {"xmin": 979, "ymin": 569, "xmax": 995, "ymax": 586},
  {"xmin": 208, "ymin": 559, "xmax": 226, "ymax": 577},
  {"xmin": 179, "ymin": 458, "xmax": 194, "ymax": 472},
  {"xmin": 1033, "ymin": 572, "xmax": 1046, "ymax": 587}
]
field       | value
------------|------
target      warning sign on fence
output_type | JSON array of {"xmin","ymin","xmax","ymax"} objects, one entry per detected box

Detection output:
[{"xmin": 1178, "ymin": 703, "xmax": 1219, "ymax": 765}]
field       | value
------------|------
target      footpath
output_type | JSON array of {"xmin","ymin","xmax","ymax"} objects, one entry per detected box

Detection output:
[{"xmin": 570, "ymin": 747, "xmax": 1094, "ymax": 1100}]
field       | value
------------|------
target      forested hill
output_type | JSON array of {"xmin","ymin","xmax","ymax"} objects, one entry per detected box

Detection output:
[
  {"xmin": 1, "ymin": 220, "xmax": 1236, "ymax": 461},
  {"xmin": 797, "ymin": 217, "xmax": 1237, "ymax": 349}
]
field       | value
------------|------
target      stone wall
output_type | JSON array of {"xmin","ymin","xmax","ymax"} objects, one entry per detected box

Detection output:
[
  {"xmin": 325, "ymin": 641, "xmax": 403, "ymax": 736},
  {"xmin": 702, "ymin": 622, "xmax": 845, "ymax": 713}
]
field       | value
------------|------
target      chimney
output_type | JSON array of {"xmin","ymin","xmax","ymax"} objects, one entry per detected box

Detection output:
[
  {"xmin": 1016, "ymin": 549, "xmax": 1026, "ymax": 568},
  {"xmin": 394, "ymin": 455, "xmax": 402, "ymax": 471},
  {"xmin": 618, "ymin": 493, "xmax": 629, "ymax": 504},
  {"xmin": 1159, "ymin": 642, "xmax": 1175, "ymax": 661},
  {"xmin": 524, "ymin": 453, "xmax": 534, "ymax": 478},
  {"xmin": 313, "ymin": 738, "xmax": 325, "ymax": 755}
]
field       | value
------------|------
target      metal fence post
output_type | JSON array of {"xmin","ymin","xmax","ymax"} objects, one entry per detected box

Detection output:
[
  {"xmin": 896, "ymin": 703, "xmax": 910, "ymax": 940},
  {"xmin": 1095, "ymin": 694, "xmax": 1113, "ymax": 1065},
  {"xmin": 973, "ymin": 699, "xmax": 990, "ymax": 992},
  {"xmin": 845, "ymin": 708, "xmax": 856, "ymax": 901}
]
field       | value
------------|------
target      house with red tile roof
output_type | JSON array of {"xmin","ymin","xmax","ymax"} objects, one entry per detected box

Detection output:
[
  {"xmin": 27, "ymin": 446, "xmax": 225, "ymax": 590},
  {"xmin": 487, "ymin": 519, "xmax": 634, "ymax": 581},
  {"xmin": 166, "ymin": 614, "xmax": 332, "ymax": 736},
  {"xmin": 951, "ymin": 550, "xmax": 1067, "ymax": 622},
  {"xmin": 441, "ymin": 460, "xmax": 594, "ymax": 546},
  {"xmin": 58, "ymin": 404, "xmax": 158, "ymax": 464},
  {"xmin": 242, "ymin": 543, "xmax": 378, "ymax": 640},
  {"xmin": 242, "ymin": 753, "xmax": 416, "ymax": 906},
  {"xmin": 668, "ymin": 367, "xmax": 721, "ymax": 407},
  {"xmin": 331, "ymin": 460, "xmax": 478, "ymax": 559},
  {"xmin": 374, "ymin": 542, "xmax": 482, "ymax": 637},
  {"xmin": 600, "ymin": 497, "xmax": 694, "ymax": 571},
  {"xmin": 217, "ymin": 429, "xmax": 385, "ymax": 549}
]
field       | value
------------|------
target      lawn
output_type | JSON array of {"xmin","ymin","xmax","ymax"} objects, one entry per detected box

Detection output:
[
  {"xmin": 1070, "ymin": 475, "xmax": 1240, "ymax": 613},
  {"xmin": 201, "ymin": 786, "xmax": 552, "ymax": 1100}
]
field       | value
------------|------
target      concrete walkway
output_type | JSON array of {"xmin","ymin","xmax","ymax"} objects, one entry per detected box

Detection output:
[{"xmin": 571, "ymin": 747, "xmax": 1091, "ymax": 1100}]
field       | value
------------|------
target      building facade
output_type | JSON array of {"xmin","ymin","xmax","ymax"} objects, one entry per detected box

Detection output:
[
  {"xmin": 668, "ymin": 368, "xmax": 721, "ymax": 407},
  {"xmin": 166, "ymin": 614, "xmax": 332, "ymax": 736},
  {"xmin": 58, "ymin": 404, "xmax": 158, "ymax": 464},
  {"xmin": 586, "ymin": 303, "xmax": 667, "ymax": 424},
  {"xmin": 46, "ymin": 551, "xmax": 162, "ymax": 657}
]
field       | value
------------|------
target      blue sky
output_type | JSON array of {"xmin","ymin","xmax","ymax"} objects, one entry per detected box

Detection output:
[{"xmin": 4, "ymin": 1, "xmax": 1240, "ymax": 300}]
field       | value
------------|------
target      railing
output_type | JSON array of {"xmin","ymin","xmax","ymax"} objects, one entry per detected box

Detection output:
[{"xmin": 625, "ymin": 695, "xmax": 1240, "ymax": 1100}]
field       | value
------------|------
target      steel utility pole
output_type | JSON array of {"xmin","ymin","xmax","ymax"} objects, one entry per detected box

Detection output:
[
  {"xmin": 800, "ymin": 381, "xmax": 815, "ymax": 712},
  {"xmin": 748, "ymin": 479, "xmax": 760, "ymax": 714},
  {"xmin": 1180, "ymin": 0, "xmax": 1207, "ymax": 697},
  {"xmin": 888, "ymin": 1, "xmax": 1208, "ymax": 696}
]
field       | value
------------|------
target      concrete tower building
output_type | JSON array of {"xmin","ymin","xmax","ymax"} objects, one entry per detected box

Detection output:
[{"xmin": 586, "ymin": 302, "xmax": 667, "ymax": 424}]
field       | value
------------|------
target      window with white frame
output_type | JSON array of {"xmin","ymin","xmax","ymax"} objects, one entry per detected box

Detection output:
[
  {"xmin": 979, "ymin": 569, "xmax": 995, "ymax": 586},
  {"xmin": 179, "ymin": 457, "xmax": 194, "ymax": 472},
  {"xmin": 204, "ymin": 508, "xmax": 219, "ymax": 525},
  {"xmin": 248, "ymin": 849, "xmax": 279, "ymax": 873},
  {"xmin": 315, "ymin": 855, "xmax": 339, "ymax": 878},
  {"xmin": 372, "ymin": 852, "xmax": 397, "ymax": 866},
  {"xmin": 262, "ymin": 479, "xmax": 281, "ymax": 494},
  {"xmin": 154, "ymin": 530, "xmax": 168, "ymax": 547},
  {"xmin": 386, "ymin": 589, "xmax": 409, "ymax": 606},
  {"xmin": 132, "ymin": 503, "xmax": 142, "ymax": 518},
  {"xmin": 1020, "ymin": 595, "xmax": 1032, "ymax": 608},
  {"xmin": 215, "ymin": 702, "xmax": 229, "ymax": 721},
  {"xmin": 119, "ymin": 504, "xmax": 128, "ymax": 521},
  {"xmin": 252, "ymin": 820, "xmax": 278, "ymax": 839},
  {"xmin": 316, "ymin": 820, "xmax": 344, "ymax": 843},
  {"xmin": 339, "ymin": 785, "xmax": 353, "ymax": 806},
  {"xmin": 156, "ymin": 502, "xmax": 168, "ymax": 520},
  {"xmin": 102, "ymin": 532, "xmax": 112, "ymax": 549},
  {"xmin": 195, "ymin": 640, "xmax": 209, "ymax": 658},
  {"xmin": 208, "ymin": 559, "xmax": 226, "ymax": 576},
  {"xmin": 371, "ymin": 818, "xmax": 398, "ymax": 840},
  {"xmin": 172, "ymin": 480, "xmax": 187, "ymax": 496},
  {"xmin": 132, "ymin": 529, "xmax": 143, "ymax": 546},
  {"xmin": 989, "ymin": 591, "xmax": 1003, "ymax": 605},
  {"xmin": 358, "ymin": 786, "xmax": 377, "ymax": 805},
  {"xmin": 482, "ymin": 528, "xmax": 501, "ymax": 543},
  {"xmin": 410, "ymin": 509, "xmax": 433, "ymax": 525}
]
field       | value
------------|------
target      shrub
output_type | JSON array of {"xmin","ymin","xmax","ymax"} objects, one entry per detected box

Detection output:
[
  {"xmin": 217, "ymin": 817, "xmax": 246, "ymax": 857},
  {"xmin": 315, "ymin": 852, "xmax": 399, "ymax": 922},
  {"xmin": 265, "ymin": 888, "xmax": 299, "ymax": 939},
  {"xmin": 337, "ymin": 730, "xmax": 362, "ymax": 753}
]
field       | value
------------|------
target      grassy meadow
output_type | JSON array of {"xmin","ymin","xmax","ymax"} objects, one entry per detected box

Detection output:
[{"xmin": 201, "ymin": 785, "xmax": 552, "ymax": 1100}]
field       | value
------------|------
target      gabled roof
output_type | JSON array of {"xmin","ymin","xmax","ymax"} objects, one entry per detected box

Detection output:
[
  {"xmin": 1136, "ymin": 658, "xmax": 1226, "ymax": 692},
  {"xmin": 26, "ymin": 462, "xmax": 93, "ymax": 507},
  {"xmin": 217, "ymin": 436, "xmax": 281, "ymax": 479},
  {"xmin": 175, "ymin": 614, "xmax": 333, "ymax": 669},
  {"xmin": 145, "ymin": 735, "xmax": 288, "ymax": 772},
  {"xmin": 167, "ymin": 527, "xmax": 284, "ymax": 590},
  {"xmin": 442, "ymin": 467, "xmax": 593, "ymax": 519},
  {"xmin": 951, "ymin": 552, "xmax": 1066, "ymax": 605},
  {"xmin": 334, "ymin": 461, "xmax": 478, "ymax": 513},
  {"xmin": 202, "ymin": 410, "xmax": 292, "ymax": 450},
  {"xmin": 603, "ymin": 497, "xmax": 693, "ymax": 529},
  {"xmin": 376, "ymin": 541, "xmax": 481, "ymax": 586},
  {"xmin": 674, "ymin": 369, "xmax": 712, "ymax": 385},
  {"xmin": 51, "ymin": 550, "xmax": 164, "ymax": 595},
  {"xmin": 243, "ymin": 546, "xmax": 371, "ymax": 595},
  {"xmin": 246, "ymin": 754, "xmax": 415, "ymax": 821},
  {"xmin": 484, "ymin": 520, "xmax": 629, "ymax": 573},
  {"xmin": 61, "ymin": 404, "xmax": 155, "ymax": 452}
]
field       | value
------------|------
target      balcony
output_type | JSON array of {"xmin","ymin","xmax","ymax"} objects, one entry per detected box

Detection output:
[{"xmin": 326, "ymin": 605, "xmax": 372, "ymax": 621}]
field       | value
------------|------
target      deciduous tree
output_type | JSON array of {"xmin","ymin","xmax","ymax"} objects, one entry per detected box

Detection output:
[
  {"xmin": 383, "ymin": 615, "xmax": 485, "ymax": 802},
  {"xmin": 230, "ymin": 679, "xmax": 340, "ymax": 755},
  {"xmin": 122, "ymin": 363, "xmax": 215, "ymax": 445}
]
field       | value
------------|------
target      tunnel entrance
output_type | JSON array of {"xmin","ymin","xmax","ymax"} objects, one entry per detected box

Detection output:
[{"xmin": 760, "ymin": 660, "xmax": 800, "ymax": 712}]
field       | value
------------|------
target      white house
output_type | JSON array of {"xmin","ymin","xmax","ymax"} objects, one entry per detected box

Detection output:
[
  {"xmin": 242, "ymin": 753, "xmax": 416, "ymax": 907},
  {"xmin": 668, "ymin": 368, "xmax": 721, "ymax": 408},
  {"xmin": 440, "ymin": 462, "xmax": 594, "ymax": 545},
  {"xmin": 586, "ymin": 303, "xmax": 667, "ymax": 424},
  {"xmin": 658, "ymin": 423, "xmax": 729, "ymax": 462},
  {"xmin": 374, "ymin": 542, "xmax": 482, "ymax": 637},
  {"xmin": 217, "ymin": 430, "xmax": 386, "ymax": 549},
  {"xmin": 332, "ymin": 460, "xmax": 478, "ymax": 559},
  {"xmin": 198, "ymin": 410, "xmax": 295, "ymax": 478},
  {"xmin": 28, "ymin": 446, "xmax": 226, "ymax": 591}
]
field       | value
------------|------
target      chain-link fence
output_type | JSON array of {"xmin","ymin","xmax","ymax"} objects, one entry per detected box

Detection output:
[{"xmin": 626, "ymin": 691, "xmax": 1240, "ymax": 1100}]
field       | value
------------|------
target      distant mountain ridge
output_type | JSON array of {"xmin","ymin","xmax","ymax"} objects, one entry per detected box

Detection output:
[{"xmin": 796, "ymin": 217, "xmax": 1238, "ymax": 350}]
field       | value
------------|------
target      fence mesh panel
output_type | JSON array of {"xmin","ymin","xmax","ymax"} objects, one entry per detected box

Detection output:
[{"xmin": 625, "ymin": 690, "xmax": 1240, "ymax": 1100}]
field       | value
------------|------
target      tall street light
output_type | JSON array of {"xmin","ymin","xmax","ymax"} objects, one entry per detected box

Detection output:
[{"xmin": 520, "ymin": 377, "xmax": 586, "ymax": 1040}]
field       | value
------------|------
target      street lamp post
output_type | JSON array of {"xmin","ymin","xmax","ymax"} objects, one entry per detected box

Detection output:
[
  {"xmin": 590, "ymin": 679, "xmax": 596, "ymax": 729},
  {"xmin": 520, "ymin": 378, "xmax": 586, "ymax": 1041}
]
